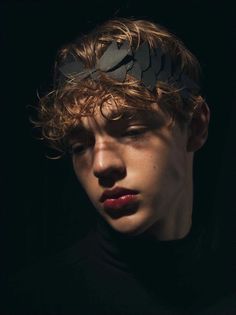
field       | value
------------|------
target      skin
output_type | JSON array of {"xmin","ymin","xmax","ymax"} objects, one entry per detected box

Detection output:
[{"xmin": 70, "ymin": 98, "xmax": 210, "ymax": 241}]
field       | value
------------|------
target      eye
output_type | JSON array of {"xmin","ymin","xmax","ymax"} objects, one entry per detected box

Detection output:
[
  {"xmin": 122, "ymin": 127, "xmax": 147, "ymax": 138},
  {"xmin": 69, "ymin": 135, "xmax": 95, "ymax": 156},
  {"xmin": 70, "ymin": 144, "xmax": 86, "ymax": 155}
]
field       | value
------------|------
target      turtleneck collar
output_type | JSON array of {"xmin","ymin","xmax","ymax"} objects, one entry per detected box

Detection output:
[
  {"xmin": 92, "ymin": 212, "xmax": 206, "ymax": 278},
  {"xmin": 87, "ymin": 211, "xmax": 212, "ymax": 308}
]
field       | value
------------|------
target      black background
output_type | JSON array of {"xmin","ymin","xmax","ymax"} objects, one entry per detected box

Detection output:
[{"xmin": 1, "ymin": 1, "xmax": 235, "ymax": 275}]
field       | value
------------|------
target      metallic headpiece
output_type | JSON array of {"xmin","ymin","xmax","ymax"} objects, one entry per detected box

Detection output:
[{"xmin": 58, "ymin": 40, "xmax": 200, "ymax": 98}]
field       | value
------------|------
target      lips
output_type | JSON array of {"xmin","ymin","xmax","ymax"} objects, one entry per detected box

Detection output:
[
  {"xmin": 100, "ymin": 187, "xmax": 139, "ymax": 203},
  {"xmin": 103, "ymin": 194, "xmax": 139, "ymax": 212}
]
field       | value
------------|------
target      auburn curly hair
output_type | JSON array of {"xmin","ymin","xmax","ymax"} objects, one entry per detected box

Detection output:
[{"xmin": 32, "ymin": 18, "xmax": 205, "ymax": 158}]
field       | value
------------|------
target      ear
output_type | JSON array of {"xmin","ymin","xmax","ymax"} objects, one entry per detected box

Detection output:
[{"xmin": 187, "ymin": 98, "xmax": 211, "ymax": 152}]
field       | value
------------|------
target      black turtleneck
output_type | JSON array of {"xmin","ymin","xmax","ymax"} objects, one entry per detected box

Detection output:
[
  {"xmin": 83, "ymin": 215, "xmax": 213, "ymax": 314},
  {"xmin": 4, "ymin": 212, "xmax": 235, "ymax": 315}
]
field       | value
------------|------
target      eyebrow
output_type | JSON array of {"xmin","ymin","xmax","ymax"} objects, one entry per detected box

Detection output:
[
  {"xmin": 70, "ymin": 109, "xmax": 140, "ymax": 131},
  {"xmin": 67, "ymin": 108, "xmax": 164, "ymax": 141}
]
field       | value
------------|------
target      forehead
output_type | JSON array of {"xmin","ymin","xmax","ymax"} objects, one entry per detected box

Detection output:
[{"xmin": 74, "ymin": 104, "xmax": 167, "ymax": 133}]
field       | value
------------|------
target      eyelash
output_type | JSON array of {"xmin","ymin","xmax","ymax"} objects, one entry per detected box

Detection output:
[
  {"xmin": 70, "ymin": 145, "xmax": 85, "ymax": 155},
  {"xmin": 70, "ymin": 127, "xmax": 147, "ymax": 155},
  {"xmin": 122, "ymin": 127, "xmax": 147, "ymax": 138}
]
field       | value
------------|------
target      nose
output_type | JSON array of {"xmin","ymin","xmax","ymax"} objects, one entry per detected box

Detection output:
[{"xmin": 92, "ymin": 140, "xmax": 126, "ymax": 181}]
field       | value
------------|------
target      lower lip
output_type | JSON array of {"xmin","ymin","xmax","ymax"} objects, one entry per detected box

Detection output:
[{"xmin": 103, "ymin": 194, "xmax": 138, "ymax": 210}]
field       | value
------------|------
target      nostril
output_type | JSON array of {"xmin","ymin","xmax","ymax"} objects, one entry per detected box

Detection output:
[
  {"xmin": 92, "ymin": 146, "xmax": 126, "ymax": 180},
  {"xmin": 98, "ymin": 177, "xmax": 117, "ymax": 188},
  {"xmin": 98, "ymin": 169, "xmax": 126, "ymax": 188},
  {"xmin": 93, "ymin": 165, "xmax": 126, "ymax": 180}
]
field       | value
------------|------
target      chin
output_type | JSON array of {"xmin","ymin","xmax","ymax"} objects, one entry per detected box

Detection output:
[{"xmin": 104, "ymin": 211, "xmax": 152, "ymax": 237}]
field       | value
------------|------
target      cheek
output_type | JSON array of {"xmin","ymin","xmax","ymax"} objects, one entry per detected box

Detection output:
[
  {"xmin": 72, "ymin": 159, "xmax": 90, "ymax": 190},
  {"xmin": 72, "ymin": 158, "xmax": 102, "ymax": 209},
  {"xmin": 129, "ymin": 144, "xmax": 169, "ymax": 180},
  {"xmin": 133, "ymin": 144, "xmax": 185, "ymax": 196}
]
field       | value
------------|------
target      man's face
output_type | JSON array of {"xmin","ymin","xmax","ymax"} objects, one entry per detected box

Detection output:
[{"xmin": 70, "ymin": 100, "xmax": 193, "ymax": 239}]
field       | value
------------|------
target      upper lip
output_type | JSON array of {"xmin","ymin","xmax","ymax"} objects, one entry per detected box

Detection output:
[{"xmin": 100, "ymin": 187, "xmax": 139, "ymax": 203}]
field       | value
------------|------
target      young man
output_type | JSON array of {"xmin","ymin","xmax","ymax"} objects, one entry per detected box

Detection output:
[
  {"xmin": 38, "ymin": 18, "xmax": 210, "ymax": 242},
  {"xmin": 6, "ymin": 18, "xmax": 235, "ymax": 315}
]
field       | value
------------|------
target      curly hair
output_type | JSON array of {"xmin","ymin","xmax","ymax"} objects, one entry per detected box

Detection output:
[{"xmin": 32, "ymin": 18, "xmax": 205, "ymax": 158}]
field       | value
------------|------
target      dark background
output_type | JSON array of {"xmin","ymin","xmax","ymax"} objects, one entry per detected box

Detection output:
[{"xmin": 1, "ymin": 1, "xmax": 235, "ymax": 275}]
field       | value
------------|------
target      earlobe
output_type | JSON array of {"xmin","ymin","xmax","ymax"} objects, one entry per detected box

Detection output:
[{"xmin": 187, "ymin": 99, "xmax": 211, "ymax": 152}]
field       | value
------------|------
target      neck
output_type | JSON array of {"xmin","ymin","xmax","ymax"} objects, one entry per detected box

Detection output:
[{"xmin": 145, "ymin": 173, "xmax": 193, "ymax": 241}]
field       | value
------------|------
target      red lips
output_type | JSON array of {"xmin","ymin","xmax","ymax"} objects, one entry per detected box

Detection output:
[{"xmin": 100, "ymin": 187, "xmax": 139, "ymax": 203}]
